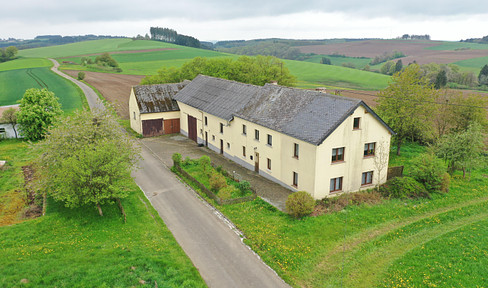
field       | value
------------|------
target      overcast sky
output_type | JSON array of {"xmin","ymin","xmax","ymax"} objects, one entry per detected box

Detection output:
[{"xmin": 2, "ymin": 0, "xmax": 488, "ymax": 41}]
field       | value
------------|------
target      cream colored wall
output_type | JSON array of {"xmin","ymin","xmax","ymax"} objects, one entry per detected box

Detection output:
[
  {"xmin": 314, "ymin": 105, "xmax": 392, "ymax": 199},
  {"xmin": 128, "ymin": 89, "xmax": 142, "ymax": 134},
  {"xmin": 178, "ymin": 101, "xmax": 392, "ymax": 200},
  {"xmin": 129, "ymin": 88, "xmax": 182, "ymax": 136}
]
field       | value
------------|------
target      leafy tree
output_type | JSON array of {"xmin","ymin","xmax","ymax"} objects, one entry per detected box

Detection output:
[
  {"xmin": 320, "ymin": 57, "xmax": 331, "ymax": 65},
  {"xmin": 95, "ymin": 52, "xmax": 119, "ymax": 68},
  {"xmin": 377, "ymin": 64, "xmax": 438, "ymax": 155},
  {"xmin": 434, "ymin": 70, "xmax": 447, "ymax": 89},
  {"xmin": 34, "ymin": 110, "xmax": 141, "ymax": 216},
  {"xmin": 409, "ymin": 153, "xmax": 448, "ymax": 192},
  {"xmin": 77, "ymin": 71, "xmax": 85, "ymax": 80},
  {"xmin": 141, "ymin": 55, "xmax": 296, "ymax": 87},
  {"xmin": 17, "ymin": 88, "xmax": 62, "ymax": 141},
  {"xmin": 395, "ymin": 59, "xmax": 403, "ymax": 72},
  {"xmin": 0, "ymin": 46, "xmax": 18, "ymax": 62},
  {"xmin": 479, "ymin": 64, "xmax": 488, "ymax": 86},
  {"xmin": 435, "ymin": 122, "xmax": 485, "ymax": 178},
  {"xmin": 0, "ymin": 107, "xmax": 18, "ymax": 138}
]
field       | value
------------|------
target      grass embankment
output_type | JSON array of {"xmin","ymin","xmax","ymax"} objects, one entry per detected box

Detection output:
[
  {"xmin": 0, "ymin": 139, "xmax": 206, "ymax": 287},
  {"xmin": 0, "ymin": 140, "xmax": 34, "ymax": 226},
  {"xmin": 217, "ymin": 142, "xmax": 488, "ymax": 287}
]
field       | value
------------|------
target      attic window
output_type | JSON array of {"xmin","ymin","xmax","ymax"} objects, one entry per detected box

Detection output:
[
  {"xmin": 133, "ymin": 112, "xmax": 136, "ymax": 120},
  {"xmin": 353, "ymin": 117, "xmax": 360, "ymax": 129},
  {"xmin": 205, "ymin": 116, "xmax": 208, "ymax": 126}
]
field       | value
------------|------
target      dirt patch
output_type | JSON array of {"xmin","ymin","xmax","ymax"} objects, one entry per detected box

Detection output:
[
  {"xmin": 64, "ymin": 70, "xmax": 144, "ymax": 119},
  {"xmin": 298, "ymin": 40, "xmax": 488, "ymax": 65},
  {"xmin": 58, "ymin": 48, "xmax": 177, "ymax": 59},
  {"xmin": 22, "ymin": 165, "xmax": 43, "ymax": 219}
]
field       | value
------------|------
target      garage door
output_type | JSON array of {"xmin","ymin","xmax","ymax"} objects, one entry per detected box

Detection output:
[
  {"xmin": 142, "ymin": 118, "xmax": 163, "ymax": 137},
  {"xmin": 163, "ymin": 119, "xmax": 180, "ymax": 134}
]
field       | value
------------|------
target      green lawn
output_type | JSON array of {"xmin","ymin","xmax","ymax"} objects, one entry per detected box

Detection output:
[
  {"xmin": 0, "ymin": 139, "xmax": 206, "ymax": 287},
  {"xmin": 285, "ymin": 59, "xmax": 391, "ymax": 90},
  {"xmin": 0, "ymin": 58, "xmax": 52, "ymax": 72},
  {"xmin": 0, "ymin": 67, "xmax": 83, "ymax": 111},
  {"xmin": 216, "ymin": 142, "xmax": 488, "ymax": 287}
]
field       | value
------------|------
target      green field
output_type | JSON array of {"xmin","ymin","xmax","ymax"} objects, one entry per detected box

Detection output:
[
  {"xmin": 18, "ymin": 39, "xmax": 391, "ymax": 89},
  {"xmin": 427, "ymin": 41, "xmax": 488, "ymax": 51},
  {"xmin": 0, "ymin": 58, "xmax": 52, "ymax": 72},
  {"xmin": 303, "ymin": 55, "xmax": 372, "ymax": 69},
  {"xmin": 0, "ymin": 140, "xmax": 206, "ymax": 287},
  {"xmin": 0, "ymin": 67, "xmax": 83, "ymax": 111},
  {"xmin": 285, "ymin": 59, "xmax": 390, "ymax": 90},
  {"xmin": 215, "ymin": 142, "xmax": 488, "ymax": 287}
]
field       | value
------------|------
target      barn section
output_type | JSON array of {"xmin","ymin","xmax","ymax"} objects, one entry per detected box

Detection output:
[{"xmin": 129, "ymin": 81, "xmax": 189, "ymax": 137}]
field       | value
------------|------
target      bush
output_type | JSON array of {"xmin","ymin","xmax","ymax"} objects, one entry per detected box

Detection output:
[
  {"xmin": 409, "ymin": 153, "xmax": 447, "ymax": 193},
  {"xmin": 218, "ymin": 186, "xmax": 238, "ymax": 200},
  {"xmin": 172, "ymin": 153, "xmax": 182, "ymax": 165},
  {"xmin": 378, "ymin": 176, "xmax": 429, "ymax": 199},
  {"xmin": 286, "ymin": 191, "xmax": 315, "ymax": 218},
  {"xmin": 77, "ymin": 71, "xmax": 85, "ymax": 80},
  {"xmin": 237, "ymin": 180, "xmax": 251, "ymax": 195},
  {"xmin": 441, "ymin": 172, "xmax": 450, "ymax": 193},
  {"xmin": 182, "ymin": 156, "xmax": 192, "ymax": 166},
  {"xmin": 209, "ymin": 173, "xmax": 227, "ymax": 192},
  {"xmin": 314, "ymin": 190, "xmax": 383, "ymax": 215},
  {"xmin": 199, "ymin": 155, "xmax": 211, "ymax": 174}
]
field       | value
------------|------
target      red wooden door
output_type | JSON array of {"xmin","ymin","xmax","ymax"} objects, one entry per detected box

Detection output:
[
  {"xmin": 188, "ymin": 115, "xmax": 197, "ymax": 142},
  {"xmin": 163, "ymin": 119, "xmax": 180, "ymax": 134}
]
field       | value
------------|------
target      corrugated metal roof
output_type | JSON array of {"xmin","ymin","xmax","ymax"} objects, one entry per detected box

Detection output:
[
  {"xmin": 175, "ymin": 75, "xmax": 393, "ymax": 145},
  {"xmin": 134, "ymin": 81, "xmax": 190, "ymax": 114}
]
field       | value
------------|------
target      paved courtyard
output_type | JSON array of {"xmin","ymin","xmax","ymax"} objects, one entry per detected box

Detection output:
[{"xmin": 140, "ymin": 135, "xmax": 293, "ymax": 211}]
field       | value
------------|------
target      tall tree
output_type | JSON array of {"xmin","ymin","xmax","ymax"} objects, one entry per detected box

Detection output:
[
  {"xmin": 1, "ymin": 108, "xmax": 18, "ymax": 138},
  {"xmin": 17, "ymin": 88, "xmax": 62, "ymax": 141},
  {"xmin": 395, "ymin": 59, "xmax": 403, "ymax": 72},
  {"xmin": 34, "ymin": 110, "xmax": 140, "ymax": 216},
  {"xmin": 434, "ymin": 70, "xmax": 447, "ymax": 89},
  {"xmin": 478, "ymin": 64, "xmax": 488, "ymax": 86},
  {"xmin": 377, "ymin": 64, "xmax": 438, "ymax": 155}
]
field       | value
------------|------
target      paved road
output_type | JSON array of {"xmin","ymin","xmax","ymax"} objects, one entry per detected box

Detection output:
[
  {"xmin": 51, "ymin": 62, "xmax": 290, "ymax": 288},
  {"xmin": 49, "ymin": 59, "xmax": 105, "ymax": 111}
]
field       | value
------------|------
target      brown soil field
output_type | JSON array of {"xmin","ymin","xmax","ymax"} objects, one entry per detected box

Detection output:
[
  {"xmin": 64, "ymin": 70, "xmax": 144, "ymax": 119},
  {"xmin": 59, "ymin": 48, "xmax": 176, "ymax": 58},
  {"xmin": 298, "ymin": 40, "xmax": 488, "ymax": 65}
]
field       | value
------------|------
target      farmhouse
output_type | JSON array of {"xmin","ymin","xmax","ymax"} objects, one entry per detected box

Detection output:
[
  {"xmin": 129, "ymin": 81, "xmax": 189, "ymax": 137},
  {"xmin": 0, "ymin": 105, "xmax": 20, "ymax": 139},
  {"xmin": 172, "ymin": 75, "xmax": 394, "ymax": 199}
]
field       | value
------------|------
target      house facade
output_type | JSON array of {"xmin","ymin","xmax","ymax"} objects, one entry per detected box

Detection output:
[
  {"xmin": 129, "ymin": 81, "xmax": 189, "ymax": 137},
  {"xmin": 174, "ymin": 75, "xmax": 394, "ymax": 199}
]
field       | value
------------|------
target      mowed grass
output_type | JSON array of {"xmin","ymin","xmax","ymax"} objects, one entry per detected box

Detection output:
[
  {"xmin": 0, "ymin": 139, "xmax": 206, "ymax": 287},
  {"xmin": 0, "ymin": 67, "xmax": 82, "ymax": 111},
  {"xmin": 217, "ymin": 142, "xmax": 488, "ymax": 287},
  {"xmin": 0, "ymin": 58, "xmax": 52, "ymax": 72},
  {"xmin": 285, "ymin": 59, "xmax": 390, "ymax": 90}
]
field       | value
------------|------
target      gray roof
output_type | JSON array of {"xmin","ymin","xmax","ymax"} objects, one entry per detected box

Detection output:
[
  {"xmin": 175, "ymin": 75, "xmax": 394, "ymax": 145},
  {"xmin": 133, "ymin": 81, "xmax": 190, "ymax": 114},
  {"xmin": 174, "ymin": 75, "xmax": 261, "ymax": 121}
]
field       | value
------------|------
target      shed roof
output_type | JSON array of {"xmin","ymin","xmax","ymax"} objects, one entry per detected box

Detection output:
[
  {"xmin": 175, "ymin": 75, "xmax": 394, "ymax": 145},
  {"xmin": 133, "ymin": 81, "xmax": 190, "ymax": 114}
]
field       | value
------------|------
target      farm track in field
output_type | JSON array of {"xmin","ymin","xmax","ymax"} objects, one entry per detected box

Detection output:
[
  {"xmin": 26, "ymin": 68, "xmax": 48, "ymax": 89},
  {"xmin": 301, "ymin": 195, "xmax": 488, "ymax": 287}
]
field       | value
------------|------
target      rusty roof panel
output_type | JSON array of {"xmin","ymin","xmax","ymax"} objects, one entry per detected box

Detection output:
[{"xmin": 134, "ymin": 80, "xmax": 190, "ymax": 114}]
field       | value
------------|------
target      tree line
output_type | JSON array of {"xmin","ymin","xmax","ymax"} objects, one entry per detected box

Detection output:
[
  {"xmin": 0, "ymin": 35, "xmax": 124, "ymax": 49},
  {"xmin": 400, "ymin": 34, "xmax": 431, "ymax": 40},
  {"xmin": 140, "ymin": 55, "xmax": 296, "ymax": 87},
  {"xmin": 149, "ymin": 27, "xmax": 201, "ymax": 48}
]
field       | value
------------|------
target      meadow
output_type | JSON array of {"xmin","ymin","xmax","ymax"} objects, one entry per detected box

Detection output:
[
  {"xmin": 0, "ymin": 139, "xmax": 206, "ymax": 287},
  {"xmin": 216, "ymin": 142, "xmax": 488, "ymax": 287},
  {"xmin": 0, "ymin": 67, "xmax": 83, "ymax": 111},
  {"xmin": 303, "ymin": 55, "xmax": 372, "ymax": 70}
]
